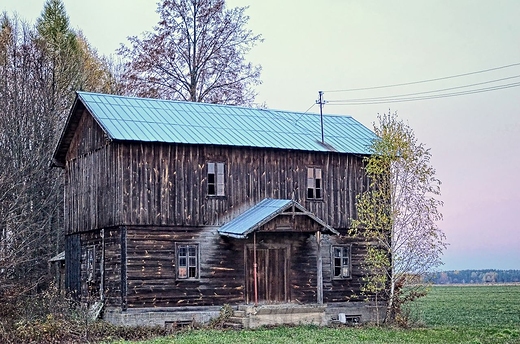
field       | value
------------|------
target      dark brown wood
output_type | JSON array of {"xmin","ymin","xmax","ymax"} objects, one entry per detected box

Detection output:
[{"xmin": 60, "ymin": 105, "xmax": 373, "ymax": 310}]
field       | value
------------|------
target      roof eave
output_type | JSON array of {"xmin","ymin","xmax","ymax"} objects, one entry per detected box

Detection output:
[{"xmin": 51, "ymin": 93, "xmax": 83, "ymax": 168}]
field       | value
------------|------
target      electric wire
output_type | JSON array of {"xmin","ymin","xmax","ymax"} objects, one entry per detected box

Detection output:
[
  {"xmin": 323, "ymin": 62, "xmax": 520, "ymax": 93},
  {"xmin": 327, "ymin": 82, "xmax": 520, "ymax": 105},
  {"xmin": 327, "ymin": 75, "xmax": 520, "ymax": 103},
  {"xmin": 295, "ymin": 103, "xmax": 316, "ymax": 123}
]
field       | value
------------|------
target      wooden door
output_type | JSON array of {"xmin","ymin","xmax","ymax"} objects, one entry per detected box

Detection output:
[{"xmin": 247, "ymin": 246, "xmax": 288, "ymax": 304}]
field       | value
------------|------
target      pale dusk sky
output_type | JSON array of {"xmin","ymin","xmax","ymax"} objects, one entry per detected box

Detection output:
[{"xmin": 2, "ymin": 0, "xmax": 519, "ymax": 270}]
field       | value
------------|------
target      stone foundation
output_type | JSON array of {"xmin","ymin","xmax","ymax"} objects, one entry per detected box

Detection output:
[{"xmin": 103, "ymin": 302, "xmax": 386, "ymax": 328}]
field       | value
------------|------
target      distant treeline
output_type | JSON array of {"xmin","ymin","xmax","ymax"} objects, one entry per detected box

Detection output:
[{"xmin": 431, "ymin": 270, "xmax": 520, "ymax": 284}]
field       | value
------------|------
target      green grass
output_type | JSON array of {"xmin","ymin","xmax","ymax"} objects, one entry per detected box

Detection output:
[
  {"xmin": 412, "ymin": 285, "xmax": 520, "ymax": 328},
  {"xmin": 112, "ymin": 285, "xmax": 520, "ymax": 344}
]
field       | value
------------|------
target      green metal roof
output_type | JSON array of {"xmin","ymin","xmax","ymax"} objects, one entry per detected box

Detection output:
[
  {"xmin": 72, "ymin": 91, "xmax": 375, "ymax": 154},
  {"xmin": 218, "ymin": 198, "xmax": 338, "ymax": 239}
]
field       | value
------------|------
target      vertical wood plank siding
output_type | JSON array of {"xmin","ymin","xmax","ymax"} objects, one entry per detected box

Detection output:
[{"xmin": 65, "ymin": 140, "xmax": 368, "ymax": 234}]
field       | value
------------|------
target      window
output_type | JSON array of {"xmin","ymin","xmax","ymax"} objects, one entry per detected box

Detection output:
[
  {"xmin": 332, "ymin": 245, "xmax": 351, "ymax": 279},
  {"xmin": 208, "ymin": 162, "xmax": 225, "ymax": 196},
  {"xmin": 307, "ymin": 167, "xmax": 322, "ymax": 199},
  {"xmin": 176, "ymin": 243, "xmax": 199, "ymax": 280}
]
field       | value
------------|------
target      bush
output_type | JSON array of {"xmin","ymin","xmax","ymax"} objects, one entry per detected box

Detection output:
[{"xmin": 0, "ymin": 285, "xmax": 170, "ymax": 343}]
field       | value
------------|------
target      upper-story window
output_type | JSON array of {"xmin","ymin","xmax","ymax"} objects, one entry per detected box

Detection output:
[
  {"xmin": 208, "ymin": 162, "xmax": 225, "ymax": 196},
  {"xmin": 307, "ymin": 167, "xmax": 322, "ymax": 199},
  {"xmin": 332, "ymin": 245, "xmax": 351, "ymax": 279}
]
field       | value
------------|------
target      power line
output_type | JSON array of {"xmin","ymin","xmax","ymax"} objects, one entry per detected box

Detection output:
[
  {"xmin": 324, "ymin": 62, "xmax": 520, "ymax": 93},
  {"xmin": 328, "ymin": 75, "xmax": 520, "ymax": 103},
  {"xmin": 302, "ymin": 103, "xmax": 316, "ymax": 114},
  {"xmin": 294, "ymin": 103, "xmax": 316, "ymax": 124},
  {"xmin": 327, "ymin": 82, "xmax": 520, "ymax": 105}
]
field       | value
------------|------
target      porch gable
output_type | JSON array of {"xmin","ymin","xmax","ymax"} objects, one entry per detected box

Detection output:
[{"xmin": 218, "ymin": 198, "xmax": 338, "ymax": 239}]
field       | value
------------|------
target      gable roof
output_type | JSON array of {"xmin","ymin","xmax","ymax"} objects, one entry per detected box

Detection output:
[
  {"xmin": 53, "ymin": 92, "xmax": 375, "ymax": 166},
  {"xmin": 218, "ymin": 198, "xmax": 338, "ymax": 239}
]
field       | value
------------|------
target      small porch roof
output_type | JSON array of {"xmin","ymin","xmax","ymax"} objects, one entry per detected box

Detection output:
[{"xmin": 218, "ymin": 198, "xmax": 338, "ymax": 239}]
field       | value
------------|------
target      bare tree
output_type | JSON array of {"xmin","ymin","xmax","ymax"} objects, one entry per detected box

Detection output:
[
  {"xmin": 0, "ymin": 1, "xmax": 119, "ymax": 299},
  {"xmin": 351, "ymin": 111, "xmax": 447, "ymax": 324},
  {"xmin": 118, "ymin": 0, "xmax": 262, "ymax": 105}
]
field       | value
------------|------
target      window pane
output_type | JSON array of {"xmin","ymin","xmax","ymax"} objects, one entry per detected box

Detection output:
[
  {"xmin": 315, "ymin": 168, "xmax": 322, "ymax": 179},
  {"xmin": 217, "ymin": 183, "xmax": 225, "ymax": 196},
  {"xmin": 188, "ymin": 267, "xmax": 196, "ymax": 278},
  {"xmin": 179, "ymin": 257, "xmax": 187, "ymax": 266},
  {"xmin": 208, "ymin": 174, "xmax": 215, "ymax": 183},
  {"xmin": 189, "ymin": 257, "xmax": 196, "ymax": 266},
  {"xmin": 307, "ymin": 188, "xmax": 314, "ymax": 199},
  {"xmin": 307, "ymin": 177, "xmax": 314, "ymax": 189},
  {"xmin": 334, "ymin": 266, "xmax": 341, "ymax": 277},
  {"xmin": 188, "ymin": 246, "xmax": 196, "ymax": 256},
  {"xmin": 208, "ymin": 162, "xmax": 215, "ymax": 174},
  {"xmin": 208, "ymin": 184, "xmax": 215, "ymax": 195},
  {"xmin": 179, "ymin": 247, "xmax": 186, "ymax": 257},
  {"xmin": 342, "ymin": 267, "xmax": 349, "ymax": 278},
  {"xmin": 178, "ymin": 267, "xmax": 187, "ymax": 278},
  {"xmin": 217, "ymin": 162, "xmax": 224, "ymax": 174},
  {"xmin": 335, "ymin": 257, "xmax": 341, "ymax": 268},
  {"xmin": 307, "ymin": 167, "xmax": 314, "ymax": 178},
  {"xmin": 334, "ymin": 248, "xmax": 342, "ymax": 258},
  {"xmin": 315, "ymin": 188, "xmax": 322, "ymax": 199}
]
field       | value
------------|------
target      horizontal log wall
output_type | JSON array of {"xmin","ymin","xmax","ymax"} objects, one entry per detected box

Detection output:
[
  {"xmin": 322, "ymin": 232, "xmax": 368, "ymax": 303},
  {"xmin": 103, "ymin": 228, "xmax": 124, "ymax": 308},
  {"xmin": 124, "ymin": 226, "xmax": 245, "ymax": 308}
]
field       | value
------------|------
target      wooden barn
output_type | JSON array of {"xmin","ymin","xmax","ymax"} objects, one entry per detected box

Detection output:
[{"xmin": 51, "ymin": 92, "xmax": 382, "ymax": 327}]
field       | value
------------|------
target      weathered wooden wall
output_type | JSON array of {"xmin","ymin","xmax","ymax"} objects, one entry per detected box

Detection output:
[
  {"xmin": 322, "ymin": 232, "xmax": 369, "ymax": 303},
  {"xmin": 65, "ymin": 135, "xmax": 368, "ymax": 234},
  {"xmin": 62, "ymin": 110, "xmax": 372, "ymax": 309},
  {"xmin": 124, "ymin": 226, "xmax": 245, "ymax": 308}
]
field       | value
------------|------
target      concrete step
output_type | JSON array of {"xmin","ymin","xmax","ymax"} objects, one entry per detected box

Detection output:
[
  {"xmin": 233, "ymin": 310, "xmax": 246, "ymax": 317},
  {"xmin": 227, "ymin": 316, "xmax": 247, "ymax": 324}
]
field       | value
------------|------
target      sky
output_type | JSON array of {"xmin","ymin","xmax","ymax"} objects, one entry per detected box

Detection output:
[{"xmin": 2, "ymin": 0, "xmax": 519, "ymax": 271}]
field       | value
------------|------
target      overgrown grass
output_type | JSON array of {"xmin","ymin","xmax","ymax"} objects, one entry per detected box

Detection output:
[{"xmin": 114, "ymin": 285, "xmax": 520, "ymax": 344}]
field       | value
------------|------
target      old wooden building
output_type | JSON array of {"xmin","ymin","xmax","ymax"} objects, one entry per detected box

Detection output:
[{"xmin": 52, "ymin": 92, "xmax": 381, "ymax": 327}]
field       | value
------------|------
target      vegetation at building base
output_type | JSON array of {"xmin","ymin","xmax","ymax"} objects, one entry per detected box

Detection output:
[{"xmin": 111, "ymin": 285, "xmax": 520, "ymax": 344}]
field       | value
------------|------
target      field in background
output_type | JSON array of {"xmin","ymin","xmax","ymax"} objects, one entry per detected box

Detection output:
[
  {"xmin": 115, "ymin": 285, "xmax": 520, "ymax": 344},
  {"xmin": 412, "ymin": 285, "xmax": 520, "ymax": 328}
]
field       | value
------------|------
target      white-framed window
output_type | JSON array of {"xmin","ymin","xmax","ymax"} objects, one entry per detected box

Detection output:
[
  {"xmin": 332, "ymin": 245, "xmax": 351, "ymax": 279},
  {"xmin": 307, "ymin": 167, "xmax": 322, "ymax": 199},
  {"xmin": 208, "ymin": 162, "xmax": 225, "ymax": 196},
  {"xmin": 176, "ymin": 243, "xmax": 199, "ymax": 280}
]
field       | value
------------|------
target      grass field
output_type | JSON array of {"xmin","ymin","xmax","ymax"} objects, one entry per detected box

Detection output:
[{"xmin": 113, "ymin": 285, "xmax": 520, "ymax": 344}]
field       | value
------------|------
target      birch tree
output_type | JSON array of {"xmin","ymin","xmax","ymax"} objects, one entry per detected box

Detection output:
[
  {"xmin": 118, "ymin": 0, "xmax": 262, "ymax": 105},
  {"xmin": 351, "ymin": 111, "xmax": 447, "ymax": 324}
]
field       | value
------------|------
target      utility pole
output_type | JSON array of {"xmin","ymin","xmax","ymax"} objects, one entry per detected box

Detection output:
[{"xmin": 316, "ymin": 91, "xmax": 326, "ymax": 143}]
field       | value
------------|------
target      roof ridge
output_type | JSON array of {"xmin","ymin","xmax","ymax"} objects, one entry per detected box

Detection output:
[{"xmin": 76, "ymin": 91, "xmax": 352, "ymax": 118}]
